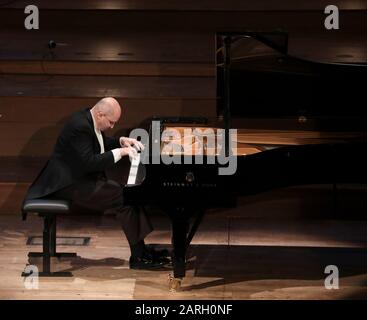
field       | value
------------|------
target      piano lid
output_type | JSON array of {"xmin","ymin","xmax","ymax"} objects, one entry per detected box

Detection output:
[{"xmin": 216, "ymin": 32, "xmax": 367, "ymax": 131}]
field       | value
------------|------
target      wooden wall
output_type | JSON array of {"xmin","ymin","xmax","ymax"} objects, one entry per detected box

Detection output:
[{"xmin": 0, "ymin": 1, "xmax": 366, "ymax": 214}]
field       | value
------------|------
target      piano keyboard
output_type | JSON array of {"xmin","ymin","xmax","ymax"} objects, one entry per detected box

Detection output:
[{"xmin": 127, "ymin": 153, "xmax": 141, "ymax": 185}]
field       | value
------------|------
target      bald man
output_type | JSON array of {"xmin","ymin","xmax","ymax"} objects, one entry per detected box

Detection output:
[{"xmin": 25, "ymin": 97, "xmax": 168, "ymax": 269}]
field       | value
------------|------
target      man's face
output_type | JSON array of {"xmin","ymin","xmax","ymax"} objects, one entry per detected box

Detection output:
[{"xmin": 96, "ymin": 110, "xmax": 120, "ymax": 131}]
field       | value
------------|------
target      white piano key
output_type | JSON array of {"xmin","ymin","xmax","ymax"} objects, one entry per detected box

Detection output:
[{"xmin": 127, "ymin": 153, "xmax": 141, "ymax": 185}]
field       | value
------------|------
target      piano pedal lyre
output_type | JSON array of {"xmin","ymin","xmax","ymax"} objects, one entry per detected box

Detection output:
[{"xmin": 168, "ymin": 273, "xmax": 182, "ymax": 292}]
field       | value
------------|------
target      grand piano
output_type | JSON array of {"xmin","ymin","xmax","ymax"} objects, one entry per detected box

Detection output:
[{"xmin": 123, "ymin": 32, "xmax": 367, "ymax": 291}]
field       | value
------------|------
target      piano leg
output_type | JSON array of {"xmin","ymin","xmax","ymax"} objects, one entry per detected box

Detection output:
[
  {"xmin": 168, "ymin": 207, "xmax": 205, "ymax": 292},
  {"xmin": 170, "ymin": 208, "xmax": 188, "ymax": 277},
  {"xmin": 168, "ymin": 207, "xmax": 189, "ymax": 291}
]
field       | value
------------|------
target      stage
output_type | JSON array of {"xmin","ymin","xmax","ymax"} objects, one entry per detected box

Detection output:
[{"xmin": 2, "ymin": 189, "xmax": 367, "ymax": 299}]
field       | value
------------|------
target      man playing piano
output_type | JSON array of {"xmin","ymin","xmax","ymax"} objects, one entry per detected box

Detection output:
[{"xmin": 25, "ymin": 97, "xmax": 168, "ymax": 269}]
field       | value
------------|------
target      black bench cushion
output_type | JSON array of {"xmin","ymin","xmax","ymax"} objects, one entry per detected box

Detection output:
[{"xmin": 22, "ymin": 199, "xmax": 70, "ymax": 214}]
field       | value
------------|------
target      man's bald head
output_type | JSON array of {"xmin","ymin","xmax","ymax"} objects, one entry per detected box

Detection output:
[{"xmin": 91, "ymin": 97, "xmax": 122, "ymax": 131}]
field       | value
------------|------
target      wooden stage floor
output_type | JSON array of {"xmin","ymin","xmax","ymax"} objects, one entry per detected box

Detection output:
[{"xmin": 1, "ymin": 211, "xmax": 367, "ymax": 300}]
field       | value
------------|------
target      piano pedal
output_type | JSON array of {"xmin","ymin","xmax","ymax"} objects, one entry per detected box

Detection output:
[{"xmin": 167, "ymin": 273, "xmax": 182, "ymax": 292}]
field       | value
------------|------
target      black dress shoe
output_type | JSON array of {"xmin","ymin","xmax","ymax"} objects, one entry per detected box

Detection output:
[
  {"xmin": 144, "ymin": 245, "xmax": 170, "ymax": 260},
  {"xmin": 129, "ymin": 255, "xmax": 165, "ymax": 270}
]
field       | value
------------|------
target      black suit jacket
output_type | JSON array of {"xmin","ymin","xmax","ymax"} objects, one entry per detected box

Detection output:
[{"xmin": 26, "ymin": 108, "xmax": 120, "ymax": 200}]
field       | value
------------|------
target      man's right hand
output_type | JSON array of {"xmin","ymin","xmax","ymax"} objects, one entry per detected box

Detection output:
[{"xmin": 120, "ymin": 146, "xmax": 138, "ymax": 159}]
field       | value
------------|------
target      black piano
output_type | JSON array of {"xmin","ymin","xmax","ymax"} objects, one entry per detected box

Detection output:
[{"xmin": 123, "ymin": 32, "xmax": 367, "ymax": 291}]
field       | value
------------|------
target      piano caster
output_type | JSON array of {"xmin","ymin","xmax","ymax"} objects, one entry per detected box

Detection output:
[{"xmin": 168, "ymin": 273, "xmax": 182, "ymax": 292}]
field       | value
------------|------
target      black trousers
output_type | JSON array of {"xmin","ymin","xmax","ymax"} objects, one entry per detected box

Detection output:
[{"xmin": 50, "ymin": 177, "xmax": 153, "ymax": 246}]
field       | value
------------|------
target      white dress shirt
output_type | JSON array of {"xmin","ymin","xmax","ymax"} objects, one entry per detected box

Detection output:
[{"xmin": 90, "ymin": 110, "xmax": 122, "ymax": 163}]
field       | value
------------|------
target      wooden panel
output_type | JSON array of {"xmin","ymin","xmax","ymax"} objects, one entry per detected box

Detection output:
[
  {"xmin": 0, "ymin": 157, "xmax": 45, "ymax": 183},
  {"xmin": 0, "ymin": 97, "xmax": 216, "ymax": 123},
  {"xmin": 0, "ymin": 30, "xmax": 213, "ymax": 62},
  {"xmin": 0, "ymin": 97, "xmax": 216, "ymax": 156},
  {"xmin": 1, "ymin": 29, "xmax": 366, "ymax": 64},
  {"xmin": 0, "ymin": 61, "xmax": 214, "ymax": 77},
  {"xmin": 0, "ymin": 97, "xmax": 101, "ymax": 123},
  {"xmin": 0, "ymin": 183, "xmax": 30, "ymax": 215},
  {"xmin": 2, "ymin": 0, "xmax": 367, "ymax": 11},
  {"xmin": 0, "ymin": 123, "xmax": 62, "ymax": 157},
  {"xmin": 3, "ymin": 9, "xmax": 367, "ymax": 34},
  {"xmin": 0, "ymin": 75, "xmax": 214, "ymax": 98}
]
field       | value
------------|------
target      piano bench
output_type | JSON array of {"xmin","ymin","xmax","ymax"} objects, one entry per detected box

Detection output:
[{"xmin": 21, "ymin": 199, "xmax": 76, "ymax": 277}]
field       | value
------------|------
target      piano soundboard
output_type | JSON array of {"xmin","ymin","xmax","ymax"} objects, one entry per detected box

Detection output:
[{"xmin": 159, "ymin": 125, "xmax": 366, "ymax": 156}]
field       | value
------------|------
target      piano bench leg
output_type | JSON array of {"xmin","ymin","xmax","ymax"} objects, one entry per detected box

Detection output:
[
  {"xmin": 24, "ymin": 252, "xmax": 76, "ymax": 277},
  {"xmin": 25, "ymin": 214, "xmax": 77, "ymax": 277}
]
